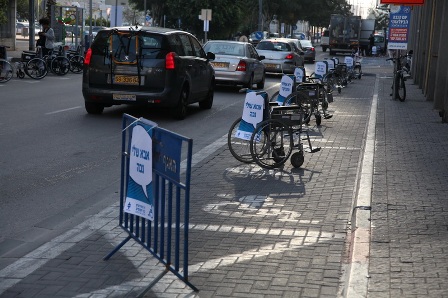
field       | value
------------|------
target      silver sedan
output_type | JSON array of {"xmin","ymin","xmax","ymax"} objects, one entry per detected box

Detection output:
[
  {"xmin": 255, "ymin": 39, "xmax": 305, "ymax": 74},
  {"xmin": 203, "ymin": 40, "xmax": 266, "ymax": 89}
]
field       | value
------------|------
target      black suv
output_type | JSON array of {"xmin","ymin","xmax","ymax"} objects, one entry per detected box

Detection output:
[{"xmin": 82, "ymin": 27, "xmax": 215, "ymax": 119}]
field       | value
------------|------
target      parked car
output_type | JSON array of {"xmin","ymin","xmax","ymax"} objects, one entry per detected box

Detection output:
[
  {"xmin": 298, "ymin": 39, "xmax": 316, "ymax": 62},
  {"xmin": 16, "ymin": 22, "xmax": 29, "ymax": 35},
  {"xmin": 82, "ymin": 27, "xmax": 216, "ymax": 119},
  {"xmin": 255, "ymin": 39, "xmax": 304, "ymax": 74},
  {"xmin": 203, "ymin": 40, "xmax": 265, "ymax": 89}
]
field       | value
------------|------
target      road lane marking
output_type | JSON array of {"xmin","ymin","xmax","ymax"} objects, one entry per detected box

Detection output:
[{"xmin": 45, "ymin": 106, "xmax": 82, "ymax": 115}]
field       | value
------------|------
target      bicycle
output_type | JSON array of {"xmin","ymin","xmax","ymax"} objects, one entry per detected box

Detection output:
[
  {"xmin": 0, "ymin": 45, "xmax": 14, "ymax": 83},
  {"xmin": 386, "ymin": 50, "xmax": 413, "ymax": 102}
]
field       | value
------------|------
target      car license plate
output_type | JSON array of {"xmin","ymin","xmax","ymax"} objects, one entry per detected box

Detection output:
[
  {"xmin": 211, "ymin": 62, "xmax": 229, "ymax": 68},
  {"xmin": 113, "ymin": 94, "xmax": 136, "ymax": 101},
  {"xmin": 265, "ymin": 63, "xmax": 278, "ymax": 69},
  {"xmin": 113, "ymin": 75, "xmax": 142, "ymax": 85}
]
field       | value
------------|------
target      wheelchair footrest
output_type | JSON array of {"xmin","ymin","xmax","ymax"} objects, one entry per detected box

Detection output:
[{"xmin": 310, "ymin": 147, "xmax": 321, "ymax": 153}]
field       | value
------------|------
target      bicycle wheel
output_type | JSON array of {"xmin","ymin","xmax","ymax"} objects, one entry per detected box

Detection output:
[
  {"xmin": 250, "ymin": 119, "xmax": 293, "ymax": 169},
  {"xmin": 25, "ymin": 58, "xmax": 48, "ymax": 80},
  {"xmin": 228, "ymin": 117, "xmax": 255, "ymax": 163},
  {"xmin": 51, "ymin": 56, "xmax": 70, "ymax": 76},
  {"xmin": 0, "ymin": 60, "xmax": 14, "ymax": 83},
  {"xmin": 395, "ymin": 75, "xmax": 406, "ymax": 102},
  {"xmin": 69, "ymin": 55, "xmax": 84, "ymax": 73}
]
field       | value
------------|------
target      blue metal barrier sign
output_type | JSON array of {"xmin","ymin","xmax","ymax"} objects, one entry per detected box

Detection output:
[
  {"xmin": 106, "ymin": 114, "xmax": 197, "ymax": 293},
  {"xmin": 153, "ymin": 128, "xmax": 182, "ymax": 183},
  {"xmin": 124, "ymin": 121, "xmax": 156, "ymax": 221}
]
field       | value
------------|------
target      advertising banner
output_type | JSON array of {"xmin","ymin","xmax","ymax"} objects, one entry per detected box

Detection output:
[{"xmin": 388, "ymin": 5, "xmax": 412, "ymax": 50}]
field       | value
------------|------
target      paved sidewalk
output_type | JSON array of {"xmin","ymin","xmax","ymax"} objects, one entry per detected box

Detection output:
[
  {"xmin": 1, "ymin": 58, "xmax": 447, "ymax": 297},
  {"xmin": 368, "ymin": 71, "xmax": 448, "ymax": 297}
]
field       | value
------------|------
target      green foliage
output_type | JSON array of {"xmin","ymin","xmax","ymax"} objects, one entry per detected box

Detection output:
[
  {"xmin": 0, "ymin": 0, "xmax": 8, "ymax": 25},
  {"xmin": 126, "ymin": 0, "xmax": 354, "ymax": 38}
]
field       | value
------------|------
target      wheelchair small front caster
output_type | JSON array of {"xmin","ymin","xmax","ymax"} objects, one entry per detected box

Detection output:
[{"xmin": 291, "ymin": 151, "xmax": 304, "ymax": 168}]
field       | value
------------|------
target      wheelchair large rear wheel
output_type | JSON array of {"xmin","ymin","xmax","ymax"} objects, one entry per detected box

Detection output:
[{"xmin": 250, "ymin": 119, "xmax": 293, "ymax": 169}]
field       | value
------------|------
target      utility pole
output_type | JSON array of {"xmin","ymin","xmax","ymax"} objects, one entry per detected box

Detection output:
[{"xmin": 29, "ymin": 0, "xmax": 35, "ymax": 50}]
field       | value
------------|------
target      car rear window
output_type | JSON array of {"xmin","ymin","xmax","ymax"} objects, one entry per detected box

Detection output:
[
  {"xmin": 204, "ymin": 43, "xmax": 244, "ymax": 56},
  {"xmin": 91, "ymin": 30, "xmax": 168, "ymax": 61},
  {"xmin": 299, "ymin": 40, "xmax": 313, "ymax": 47},
  {"xmin": 256, "ymin": 41, "xmax": 291, "ymax": 51}
]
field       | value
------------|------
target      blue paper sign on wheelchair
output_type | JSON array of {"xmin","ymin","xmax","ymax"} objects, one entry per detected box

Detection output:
[
  {"xmin": 294, "ymin": 67, "xmax": 305, "ymax": 83},
  {"xmin": 314, "ymin": 61, "xmax": 327, "ymax": 79},
  {"xmin": 235, "ymin": 91, "xmax": 266, "ymax": 141},
  {"xmin": 276, "ymin": 75, "xmax": 295, "ymax": 105},
  {"xmin": 325, "ymin": 58, "xmax": 335, "ymax": 70},
  {"xmin": 344, "ymin": 56, "xmax": 354, "ymax": 67}
]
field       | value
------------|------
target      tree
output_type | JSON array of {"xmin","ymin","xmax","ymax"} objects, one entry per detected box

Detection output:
[
  {"xmin": 368, "ymin": 5, "xmax": 389, "ymax": 31},
  {"xmin": 125, "ymin": 0, "xmax": 353, "ymax": 40}
]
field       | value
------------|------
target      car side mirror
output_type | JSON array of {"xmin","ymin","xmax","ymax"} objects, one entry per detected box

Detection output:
[
  {"xmin": 258, "ymin": 55, "xmax": 265, "ymax": 61},
  {"xmin": 206, "ymin": 52, "xmax": 215, "ymax": 61}
]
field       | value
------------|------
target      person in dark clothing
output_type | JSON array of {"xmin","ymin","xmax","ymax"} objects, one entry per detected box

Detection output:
[
  {"xmin": 368, "ymin": 34, "xmax": 374, "ymax": 56},
  {"xmin": 37, "ymin": 18, "xmax": 54, "ymax": 57}
]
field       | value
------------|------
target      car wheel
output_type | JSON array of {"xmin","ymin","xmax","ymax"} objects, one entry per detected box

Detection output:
[
  {"xmin": 85, "ymin": 102, "xmax": 104, "ymax": 114},
  {"xmin": 256, "ymin": 73, "xmax": 265, "ymax": 89},
  {"xmin": 244, "ymin": 74, "xmax": 254, "ymax": 89},
  {"xmin": 199, "ymin": 85, "xmax": 214, "ymax": 109},
  {"xmin": 173, "ymin": 87, "xmax": 188, "ymax": 120}
]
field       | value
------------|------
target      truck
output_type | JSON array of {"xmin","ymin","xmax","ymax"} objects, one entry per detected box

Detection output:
[
  {"xmin": 359, "ymin": 18, "xmax": 376, "ymax": 55},
  {"xmin": 328, "ymin": 14, "xmax": 361, "ymax": 55},
  {"xmin": 321, "ymin": 28, "xmax": 329, "ymax": 52}
]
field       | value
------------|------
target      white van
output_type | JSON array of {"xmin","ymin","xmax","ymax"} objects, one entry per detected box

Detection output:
[{"xmin": 321, "ymin": 29, "xmax": 329, "ymax": 52}]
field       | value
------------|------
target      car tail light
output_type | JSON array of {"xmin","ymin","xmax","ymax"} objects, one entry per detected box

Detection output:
[
  {"xmin": 285, "ymin": 54, "xmax": 294, "ymax": 60},
  {"xmin": 236, "ymin": 60, "xmax": 246, "ymax": 71},
  {"xmin": 311, "ymin": 47, "xmax": 315, "ymax": 52},
  {"xmin": 166, "ymin": 52, "xmax": 176, "ymax": 69},
  {"xmin": 84, "ymin": 48, "xmax": 92, "ymax": 65}
]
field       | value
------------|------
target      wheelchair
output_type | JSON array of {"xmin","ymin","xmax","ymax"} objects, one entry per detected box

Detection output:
[{"xmin": 248, "ymin": 90, "xmax": 321, "ymax": 169}]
